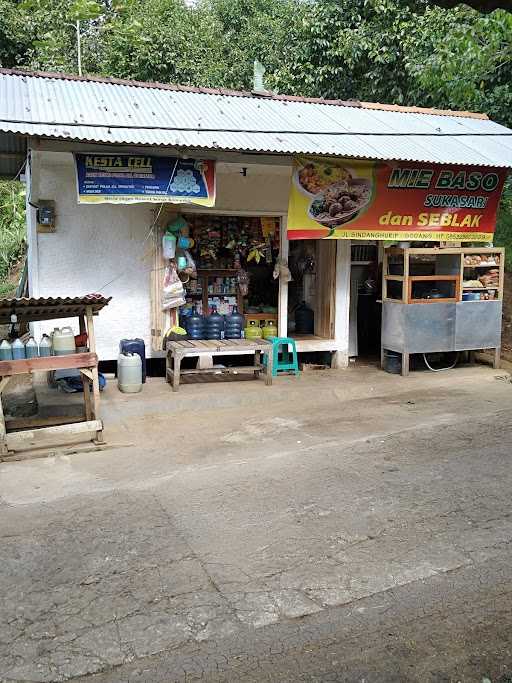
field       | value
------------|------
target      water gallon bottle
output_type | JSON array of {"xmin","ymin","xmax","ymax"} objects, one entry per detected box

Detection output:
[
  {"xmin": 12, "ymin": 338, "xmax": 26, "ymax": 360},
  {"xmin": 295, "ymin": 301, "xmax": 314, "ymax": 334},
  {"xmin": 53, "ymin": 327, "xmax": 76, "ymax": 355},
  {"xmin": 25, "ymin": 337, "xmax": 39, "ymax": 359},
  {"xmin": 206, "ymin": 305, "xmax": 224, "ymax": 340},
  {"xmin": 39, "ymin": 334, "xmax": 52, "ymax": 357},
  {"xmin": 119, "ymin": 339, "xmax": 146, "ymax": 383},
  {"xmin": 224, "ymin": 305, "xmax": 245, "ymax": 339},
  {"xmin": 117, "ymin": 352, "xmax": 143, "ymax": 393},
  {"xmin": 0, "ymin": 339, "xmax": 13, "ymax": 361},
  {"xmin": 185, "ymin": 306, "xmax": 205, "ymax": 340}
]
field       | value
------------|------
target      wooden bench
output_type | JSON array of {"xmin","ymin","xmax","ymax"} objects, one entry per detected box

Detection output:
[{"xmin": 166, "ymin": 339, "xmax": 274, "ymax": 391}]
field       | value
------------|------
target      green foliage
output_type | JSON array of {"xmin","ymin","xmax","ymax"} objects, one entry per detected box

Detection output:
[
  {"xmin": 0, "ymin": 181, "xmax": 26, "ymax": 295},
  {"xmin": 0, "ymin": 0, "xmax": 511, "ymax": 269},
  {"xmin": 495, "ymin": 180, "xmax": 512, "ymax": 269}
]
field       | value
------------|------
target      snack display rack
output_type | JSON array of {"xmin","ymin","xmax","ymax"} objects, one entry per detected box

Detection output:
[{"xmin": 381, "ymin": 247, "xmax": 505, "ymax": 375}]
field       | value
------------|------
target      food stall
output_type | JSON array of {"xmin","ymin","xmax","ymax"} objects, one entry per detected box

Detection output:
[{"xmin": 382, "ymin": 247, "xmax": 505, "ymax": 375}]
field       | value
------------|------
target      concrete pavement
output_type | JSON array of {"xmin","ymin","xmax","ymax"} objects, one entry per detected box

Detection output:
[{"xmin": 1, "ymin": 364, "xmax": 512, "ymax": 682}]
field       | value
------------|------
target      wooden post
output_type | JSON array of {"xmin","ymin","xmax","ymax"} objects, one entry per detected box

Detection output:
[
  {"xmin": 0, "ymin": 376, "xmax": 11, "ymax": 455},
  {"xmin": 332, "ymin": 240, "xmax": 351, "ymax": 369},
  {"xmin": 402, "ymin": 352, "xmax": 410, "ymax": 377},
  {"xmin": 254, "ymin": 349, "xmax": 261, "ymax": 378},
  {"xmin": 402, "ymin": 248, "xmax": 409, "ymax": 303},
  {"xmin": 278, "ymin": 215, "xmax": 289, "ymax": 338},
  {"xmin": 85, "ymin": 306, "xmax": 103, "ymax": 442},
  {"xmin": 172, "ymin": 351, "xmax": 182, "ymax": 392},
  {"xmin": 265, "ymin": 345, "xmax": 273, "ymax": 386}
]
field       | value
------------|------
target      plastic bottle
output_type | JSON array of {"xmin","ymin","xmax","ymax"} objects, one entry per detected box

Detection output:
[
  {"xmin": 39, "ymin": 334, "xmax": 52, "ymax": 357},
  {"xmin": 53, "ymin": 327, "xmax": 76, "ymax": 355},
  {"xmin": 0, "ymin": 339, "xmax": 13, "ymax": 361},
  {"xmin": 25, "ymin": 337, "xmax": 39, "ymax": 358},
  {"xmin": 12, "ymin": 338, "xmax": 26, "ymax": 360},
  {"xmin": 162, "ymin": 233, "xmax": 177, "ymax": 260}
]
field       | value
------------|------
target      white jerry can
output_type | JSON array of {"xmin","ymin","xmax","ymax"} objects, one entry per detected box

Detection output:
[{"xmin": 117, "ymin": 352, "xmax": 143, "ymax": 393}]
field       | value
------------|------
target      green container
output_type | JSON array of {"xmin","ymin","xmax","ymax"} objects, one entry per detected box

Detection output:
[
  {"xmin": 244, "ymin": 320, "xmax": 262, "ymax": 339},
  {"xmin": 262, "ymin": 320, "xmax": 277, "ymax": 339}
]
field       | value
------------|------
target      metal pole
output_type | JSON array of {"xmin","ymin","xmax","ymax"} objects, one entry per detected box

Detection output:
[{"xmin": 76, "ymin": 20, "xmax": 82, "ymax": 76}]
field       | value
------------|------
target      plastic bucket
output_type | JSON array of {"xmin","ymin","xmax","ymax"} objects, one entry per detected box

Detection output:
[{"xmin": 383, "ymin": 350, "xmax": 402, "ymax": 374}]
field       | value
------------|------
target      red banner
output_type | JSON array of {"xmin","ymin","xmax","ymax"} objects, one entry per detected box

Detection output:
[{"xmin": 287, "ymin": 158, "xmax": 507, "ymax": 241}]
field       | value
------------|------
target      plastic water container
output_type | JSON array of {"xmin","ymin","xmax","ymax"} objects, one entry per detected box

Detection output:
[
  {"xmin": 12, "ymin": 338, "xmax": 26, "ymax": 360},
  {"xmin": 53, "ymin": 327, "xmax": 76, "ymax": 355},
  {"xmin": 0, "ymin": 339, "xmax": 12, "ymax": 361},
  {"xmin": 118, "ymin": 353, "xmax": 142, "ymax": 393},
  {"xmin": 25, "ymin": 337, "xmax": 39, "ymax": 358},
  {"xmin": 162, "ymin": 234, "xmax": 177, "ymax": 259},
  {"xmin": 39, "ymin": 334, "xmax": 52, "ymax": 357},
  {"xmin": 119, "ymin": 338, "xmax": 146, "ymax": 383}
]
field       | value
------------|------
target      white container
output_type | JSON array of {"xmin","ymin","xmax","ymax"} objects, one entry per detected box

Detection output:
[
  {"xmin": 39, "ymin": 334, "xmax": 52, "ymax": 357},
  {"xmin": 53, "ymin": 326, "xmax": 76, "ymax": 355},
  {"xmin": 162, "ymin": 234, "xmax": 177, "ymax": 259},
  {"xmin": 0, "ymin": 339, "xmax": 12, "ymax": 361},
  {"xmin": 118, "ymin": 353, "xmax": 142, "ymax": 393},
  {"xmin": 25, "ymin": 337, "xmax": 39, "ymax": 358},
  {"xmin": 12, "ymin": 338, "xmax": 26, "ymax": 360}
]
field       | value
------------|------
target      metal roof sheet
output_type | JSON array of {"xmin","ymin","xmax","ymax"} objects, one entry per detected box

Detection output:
[
  {"xmin": 0, "ymin": 295, "xmax": 111, "ymax": 324},
  {"xmin": 1, "ymin": 70, "xmax": 512, "ymax": 167}
]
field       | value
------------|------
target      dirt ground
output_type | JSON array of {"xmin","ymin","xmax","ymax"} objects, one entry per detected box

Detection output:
[{"xmin": 1, "ymin": 363, "xmax": 512, "ymax": 682}]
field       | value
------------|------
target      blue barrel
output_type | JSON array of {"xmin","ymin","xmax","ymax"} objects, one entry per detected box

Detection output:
[{"xmin": 119, "ymin": 338, "xmax": 146, "ymax": 383}]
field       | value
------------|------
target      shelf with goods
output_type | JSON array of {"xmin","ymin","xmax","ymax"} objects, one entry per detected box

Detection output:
[
  {"xmin": 383, "ymin": 246, "xmax": 505, "ymax": 303},
  {"xmin": 180, "ymin": 214, "xmax": 280, "ymax": 323}
]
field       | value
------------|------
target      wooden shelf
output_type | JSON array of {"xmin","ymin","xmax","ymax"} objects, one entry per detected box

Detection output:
[
  {"xmin": 463, "ymin": 286, "xmax": 498, "ymax": 291},
  {"xmin": 0, "ymin": 352, "xmax": 98, "ymax": 377}
]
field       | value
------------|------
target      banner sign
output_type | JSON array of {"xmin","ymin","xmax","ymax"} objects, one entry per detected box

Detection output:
[
  {"xmin": 287, "ymin": 158, "xmax": 507, "ymax": 241},
  {"xmin": 75, "ymin": 154, "xmax": 216, "ymax": 206}
]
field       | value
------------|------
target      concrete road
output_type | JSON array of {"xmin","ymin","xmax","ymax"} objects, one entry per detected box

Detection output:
[{"xmin": 1, "ymin": 366, "xmax": 512, "ymax": 682}]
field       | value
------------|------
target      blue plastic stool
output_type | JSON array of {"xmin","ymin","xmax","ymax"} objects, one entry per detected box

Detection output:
[{"xmin": 263, "ymin": 337, "xmax": 300, "ymax": 377}]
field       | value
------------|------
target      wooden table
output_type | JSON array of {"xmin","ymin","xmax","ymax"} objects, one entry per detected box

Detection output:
[
  {"xmin": 0, "ymin": 352, "xmax": 102, "ymax": 455},
  {"xmin": 166, "ymin": 338, "xmax": 274, "ymax": 391}
]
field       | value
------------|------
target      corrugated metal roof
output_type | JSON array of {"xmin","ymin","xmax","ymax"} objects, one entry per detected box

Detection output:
[
  {"xmin": 1, "ymin": 70, "xmax": 512, "ymax": 167},
  {"xmin": 0, "ymin": 295, "xmax": 111, "ymax": 324}
]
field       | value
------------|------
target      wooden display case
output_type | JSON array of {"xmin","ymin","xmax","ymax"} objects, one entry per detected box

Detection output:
[
  {"xmin": 383, "ymin": 247, "xmax": 505, "ymax": 303},
  {"xmin": 381, "ymin": 247, "xmax": 505, "ymax": 376}
]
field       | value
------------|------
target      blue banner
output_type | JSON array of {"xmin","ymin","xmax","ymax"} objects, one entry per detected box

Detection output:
[{"xmin": 75, "ymin": 154, "xmax": 216, "ymax": 206}]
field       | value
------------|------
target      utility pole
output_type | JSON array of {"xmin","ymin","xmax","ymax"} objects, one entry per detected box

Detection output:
[{"xmin": 76, "ymin": 20, "xmax": 82, "ymax": 76}]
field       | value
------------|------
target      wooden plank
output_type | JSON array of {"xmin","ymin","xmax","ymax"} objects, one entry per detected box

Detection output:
[
  {"xmin": 177, "ymin": 365, "xmax": 265, "ymax": 375},
  {"xmin": 86, "ymin": 306, "xmax": 102, "ymax": 441},
  {"xmin": 315, "ymin": 239, "xmax": 336, "ymax": 338},
  {"xmin": 0, "ymin": 376, "xmax": 10, "ymax": 455},
  {"xmin": 278, "ymin": 215, "xmax": 289, "ymax": 337},
  {"xmin": 6, "ymin": 420, "xmax": 103, "ymax": 447},
  {"xmin": 0, "ymin": 352, "xmax": 97, "ymax": 376},
  {"xmin": 6, "ymin": 415, "xmax": 86, "ymax": 430}
]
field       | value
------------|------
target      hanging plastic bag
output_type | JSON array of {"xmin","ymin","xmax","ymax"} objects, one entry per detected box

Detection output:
[{"xmin": 162, "ymin": 263, "xmax": 185, "ymax": 310}]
